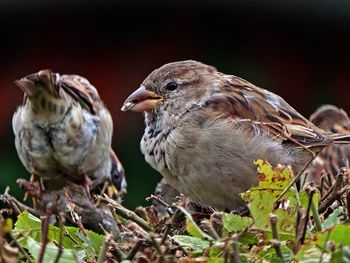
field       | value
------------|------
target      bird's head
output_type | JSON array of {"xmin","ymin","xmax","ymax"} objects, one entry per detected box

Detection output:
[{"xmin": 121, "ymin": 60, "xmax": 217, "ymax": 116}]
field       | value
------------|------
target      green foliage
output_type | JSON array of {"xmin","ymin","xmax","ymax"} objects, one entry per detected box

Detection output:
[
  {"xmin": 222, "ymin": 213, "xmax": 253, "ymax": 233},
  {"xmin": 241, "ymin": 160, "xmax": 298, "ymax": 237},
  {"xmin": 322, "ymin": 207, "xmax": 343, "ymax": 230},
  {"xmin": 26, "ymin": 237, "xmax": 85, "ymax": 263},
  {"xmin": 172, "ymin": 235, "xmax": 210, "ymax": 251},
  {"xmin": 12, "ymin": 211, "xmax": 103, "ymax": 261},
  {"xmin": 169, "ymin": 161, "xmax": 350, "ymax": 262},
  {"xmin": 315, "ymin": 225, "xmax": 350, "ymax": 247},
  {"xmin": 178, "ymin": 206, "xmax": 213, "ymax": 240},
  {"xmin": 6, "ymin": 160, "xmax": 350, "ymax": 262}
]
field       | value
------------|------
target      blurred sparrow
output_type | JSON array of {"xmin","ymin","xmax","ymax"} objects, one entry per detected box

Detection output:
[
  {"xmin": 122, "ymin": 60, "xmax": 349, "ymax": 210},
  {"xmin": 13, "ymin": 70, "xmax": 126, "ymax": 195},
  {"xmin": 308, "ymin": 105, "xmax": 350, "ymax": 186}
]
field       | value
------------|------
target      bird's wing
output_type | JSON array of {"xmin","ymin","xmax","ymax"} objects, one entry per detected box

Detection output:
[
  {"xmin": 109, "ymin": 148, "xmax": 127, "ymax": 194},
  {"xmin": 60, "ymin": 74, "xmax": 103, "ymax": 115},
  {"xmin": 201, "ymin": 74, "xmax": 333, "ymax": 148}
]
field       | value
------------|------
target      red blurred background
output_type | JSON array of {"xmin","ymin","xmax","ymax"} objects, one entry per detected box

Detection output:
[{"xmin": 1, "ymin": 1, "xmax": 350, "ymax": 208}]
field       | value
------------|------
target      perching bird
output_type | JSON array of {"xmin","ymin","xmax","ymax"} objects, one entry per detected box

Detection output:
[
  {"xmin": 122, "ymin": 60, "xmax": 350, "ymax": 210},
  {"xmin": 13, "ymin": 70, "xmax": 126, "ymax": 195},
  {"xmin": 308, "ymin": 105, "xmax": 350, "ymax": 186}
]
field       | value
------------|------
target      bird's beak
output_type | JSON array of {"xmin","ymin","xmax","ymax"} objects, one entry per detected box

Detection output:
[{"xmin": 121, "ymin": 85, "xmax": 163, "ymax": 112}]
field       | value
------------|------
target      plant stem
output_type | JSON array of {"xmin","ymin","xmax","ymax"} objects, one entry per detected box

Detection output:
[
  {"xmin": 97, "ymin": 234, "xmax": 112, "ymax": 263},
  {"xmin": 38, "ymin": 215, "xmax": 49, "ymax": 263},
  {"xmin": 270, "ymin": 214, "xmax": 284, "ymax": 261},
  {"xmin": 232, "ymin": 234, "xmax": 241, "ymax": 263},
  {"xmin": 99, "ymin": 194, "xmax": 152, "ymax": 231},
  {"xmin": 308, "ymin": 189, "xmax": 323, "ymax": 232},
  {"xmin": 53, "ymin": 216, "xmax": 64, "ymax": 263},
  {"xmin": 160, "ymin": 208, "xmax": 182, "ymax": 245}
]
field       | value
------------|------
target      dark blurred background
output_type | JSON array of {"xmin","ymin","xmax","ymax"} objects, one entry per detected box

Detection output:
[{"xmin": 0, "ymin": 0, "xmax": 349, "ymax": 209}]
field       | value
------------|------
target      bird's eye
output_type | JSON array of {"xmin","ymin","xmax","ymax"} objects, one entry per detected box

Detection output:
[{"xmin": 165, "ymin": 81, "xmax": 178, "ymax": 91}]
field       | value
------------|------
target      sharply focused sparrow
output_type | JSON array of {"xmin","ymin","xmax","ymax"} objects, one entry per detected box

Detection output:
[
  {"xmin": 13, "ymin": 70, "xmax": 126, "ymax": 194},
  {"xmin": 308, "ymin": 105, "xmax": 350, "ymax": 186},
  {"xmin": 122, "ymin": 60, "xmax": 349, "ymax": 210}
]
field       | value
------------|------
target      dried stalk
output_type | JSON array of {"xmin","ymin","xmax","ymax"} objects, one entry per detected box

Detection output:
[{"xmin": 270, "ymin": 214, "xmax": 284, "ymax": 262}]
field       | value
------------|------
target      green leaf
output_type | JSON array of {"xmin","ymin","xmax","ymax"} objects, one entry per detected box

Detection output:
[
  {"xmin": 1, "ymin": 217, "xmax": 13, "ymax": 234},
  {"xmin": 329, "ymin": 247, "xmax": 350, "ymax": 263},
  {"xmin": 223, "ymin": 213, "xmax": 253, "ymax": 233},
  {"xmin": 240, "ymin": 160, "xmax": 298, "ymax": 237},
  {"xmin": 26, "ymin": 237, "xmax": 85, "ymax": 263},
  {"xmin": 172, "ymin": 235, "xmax": 210, "ymax": 251},
  {"xmin": 177, "ymin": 206, "xmax": 213, "ymax": 240},
  {"xmin": 238, "ymin": 232, "xmax": 259, "ymax": 245},
  {"xmin": 13, "ymin": 211, "xmax": 42, "ymax": 246},
  {"xmin": 12, "ymin": 211, "xmax": 103, "ymax": 260},
  {"xmin": 299, "ymin": 190, "xmax": 320, "ymax": 217},
  {"xmin": 322, "ymin": 207, "xmax": 343, "ymax": 230},
  {"xmin": 315, "ymin": 225, "xmax": 350, "ymax": 247},
  {"xmin": 75, "ymin": 231, "xmax": 101, "ymax": 258},
  {"xmin": 207, "ymin": 245, "xmax": 225, "ymax": 263},
  {"xmin": 258, "ymin": 244, "xmax": 294, "ymax": 263},
  {"xmin": 208, "ymin": 256, "xmax": 225, "ymax": 263},
  {"xmin": 13, "ymin": 211, "xmax": 77, "ymax": 249},
  {"xmin": 295, "ymin": 245, "xmax": 327, "ymax": 263}
]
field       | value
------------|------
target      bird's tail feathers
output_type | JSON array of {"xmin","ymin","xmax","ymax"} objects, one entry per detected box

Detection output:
[
  {"xmin": 14, "ymin": 69, "xmax": 60, "ymax": 98},
  {"xmin": 332, "ymin": 133, "xmax": 350, "ymax": 144}
]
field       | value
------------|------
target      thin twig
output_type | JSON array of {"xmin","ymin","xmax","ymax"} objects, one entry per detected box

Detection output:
[
  {"xmin": 201, "ymin": 220, "xmax": 221, "ymax": 240},
  {"xmin": 149, "ymin": 234, "xmax": 164, "ymax": 263},
  {"xmin": 319, "ymin": 230, "xmax": 331, "ymax": 263},
  {"xmin": 73, "ymin": 213, "xmax": 87, "ymax": 237},
  {"xmin": 9, "ymin": 233, "xmax": 34, "ymax": 263},
  {"xmin": 98, "ymin": 194, "xmax": 152, "ymax": 231},
  {"xmin": 110, "ymin": 240, "xmax": 127, "ymax": 261},
  {"xmin": 332, "ymin": 168, "xmax": 345, "ymax": 196},
  {"xmin": 126, "ymin": 239, "xmax": 144, "ymax": 260},
  {"xmin": 160, "ymin": 208, "xmax": 182, "ymax": 245},
  {"xmin": 308, "ymin": 189, "xmax": 323, "ymax": 232},
  {"xmin": 346, "ymin": 191, "xmax": 350, "ymax": 223},
  {"xmin": 146, "ymin": 194, "xmax": 174, "ymax": 215},
  {"xmin": 104, "ymin": 207, "xmax": 122, "ymax": 242},
  {"xmin": 320, "ymin": 168, "xmax": 345, "ymax": 202},
  {"xmin": 275, "ymin": 155, "xmax": 316, "ymax": 204},
  {"xmin": 53, "ymin": 215, "xmax": 64, "ymax": 263},
  {"xmin": 270, "ymin": 214, "xmax": 284, "ymax": 262},
  {"xmin": 232, "ymin": 234, "xmax": 241, "ymax": 263},
  {"xmin": 95, "ymin": 181, "xmax": 109, "ymax": 207},
  {"xmin": 294, "ymin": 183, "xmax": 301, "ymax": 206},
  {"xmin": 97, "ymin": 234, "xmax": 112, "ymax": 263},
  {"xmin": 38, "ymin": 215, "xmax": 49, "ymax": 263},
  {"xmin": 294, "ymin": 208, "xmax": 307, "ymax": 253},
  {"xmin": 319, "ymin": 171, "xmax": 329, "ymax": 196},
  {"xmin": 319, "ymin": 185, "xmax": 350, "ymax": 213},
  {"xmin": 295, "ymin": 193, "xmax": 313, "ymax": 253},
  {"xmin": 72, "ymin": 251, "xmax": 83, "ymax": 263},
  {"xmin": 0, "ymin": 187, "xmax": 42, "ymax": 217}
]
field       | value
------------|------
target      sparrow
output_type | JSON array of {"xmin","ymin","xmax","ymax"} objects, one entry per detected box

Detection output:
[
  {"xmin": 121, "ymin": 60, "xmax": 350, "ymax": 210},
  {"xmin": 13, "ymin": 70, "xmax": 126, "ymax": 195},
  {"xmin": 308, "ymin": 105, "xmax": 350, "ymax": 187}
]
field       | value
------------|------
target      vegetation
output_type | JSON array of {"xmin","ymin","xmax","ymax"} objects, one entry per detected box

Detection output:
[{"xmin": 1, "ymin": 160, "xmax": 350, "ymax": 262}]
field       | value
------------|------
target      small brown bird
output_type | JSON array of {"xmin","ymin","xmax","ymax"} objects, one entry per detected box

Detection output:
[
  {"xmin": 122, "ymin": 60, "xmax": 350, "ymax": 210},
  {"xmin": 13, "ymin": 70, "xmax": 126, "ymax": 194},
  {"xmin": 308, "ymin": 105, "xmax": 350, "ymax": 186}
]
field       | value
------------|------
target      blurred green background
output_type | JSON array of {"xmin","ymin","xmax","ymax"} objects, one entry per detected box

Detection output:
[{"xmin": 0, "ymin": 0, "xmax": 350, "ymax": 209}]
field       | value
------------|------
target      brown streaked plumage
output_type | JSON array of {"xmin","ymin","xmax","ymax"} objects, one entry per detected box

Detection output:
[
  {"xmin": 13, "ymin": 70, "xmax": 126, "ymax": 195},
  {"xmin": 308, "ymin": 105, "xmax": 350, "ymax": 186},
  {"xmin": 122, "ymin": 60, "xmax": 350, "ymax": 210}
]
